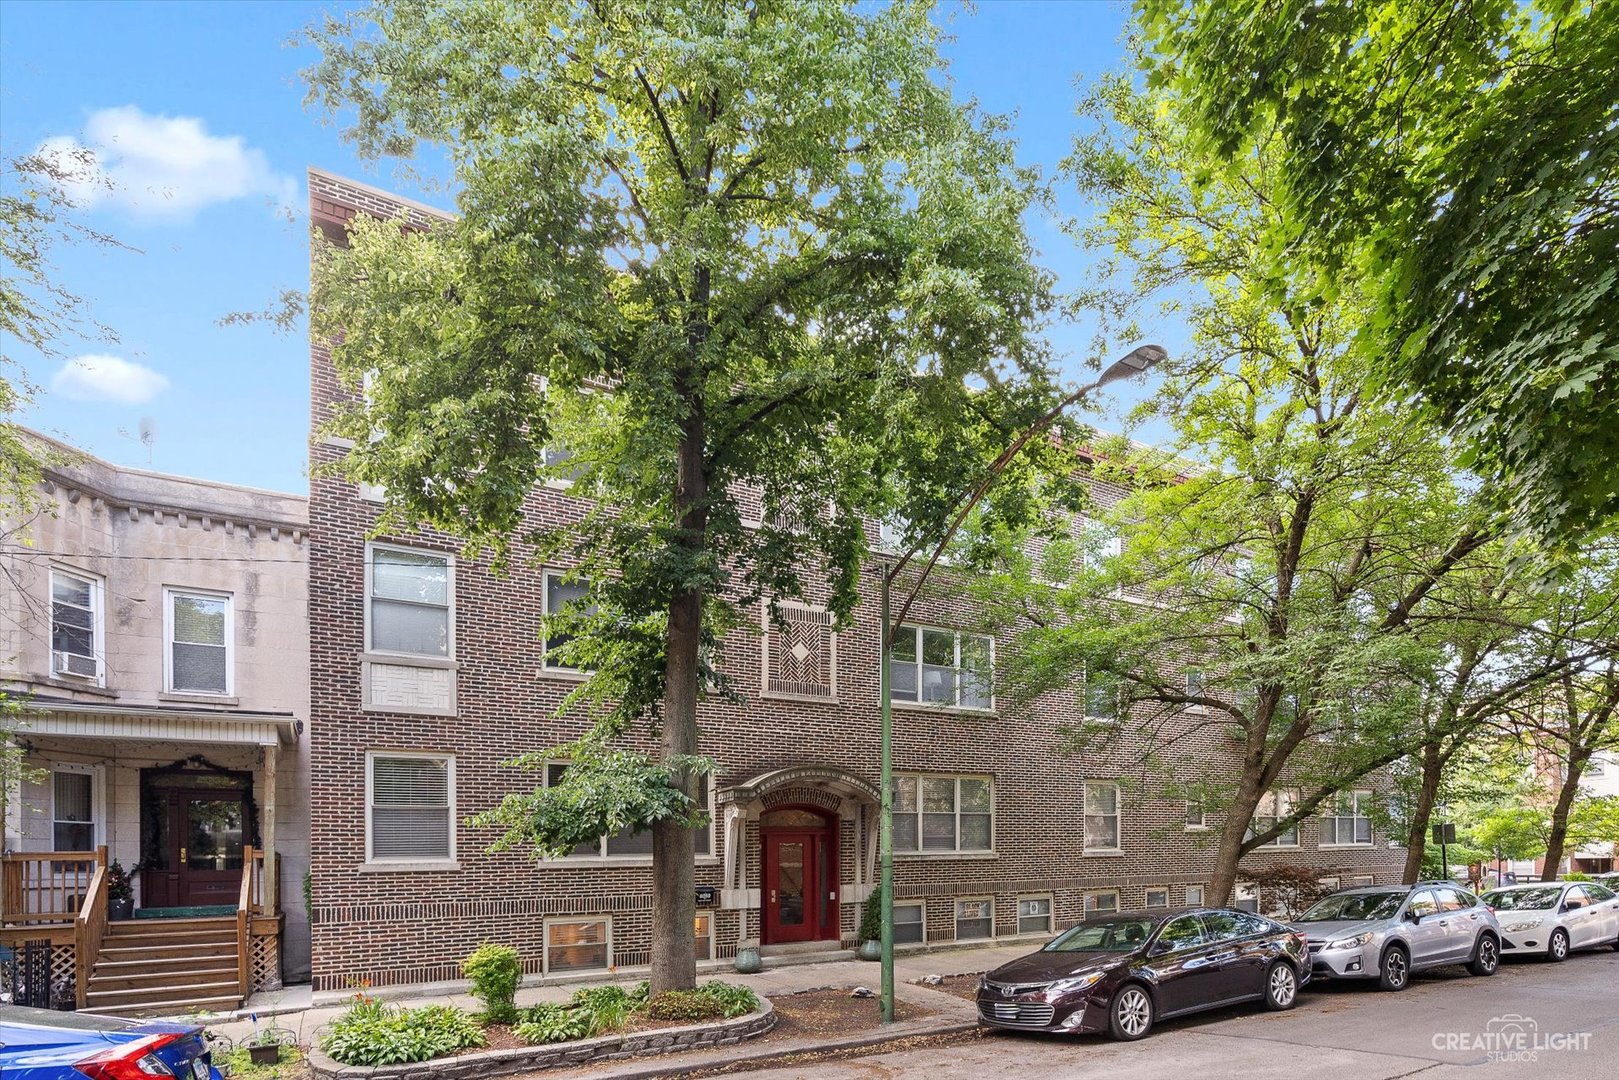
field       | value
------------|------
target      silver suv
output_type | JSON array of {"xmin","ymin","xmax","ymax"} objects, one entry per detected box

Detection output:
[{"xmin": 1289, "ymin": 883, "xmax": 1502, "ymax": 991}]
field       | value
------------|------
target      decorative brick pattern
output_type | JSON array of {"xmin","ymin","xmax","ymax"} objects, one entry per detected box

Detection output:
[{"xmin": 765, "ymin": 604, "xmax": 836, "ymax": 700}]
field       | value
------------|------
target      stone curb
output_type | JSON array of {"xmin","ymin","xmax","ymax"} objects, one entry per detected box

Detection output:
[
  {"xmin": 306, "ymin": 1000, "xmax": 775, "ymax": 1079},
  {"xmin": 582, "ymin": 1015, "xmax": 981, "ymax": 1080}
]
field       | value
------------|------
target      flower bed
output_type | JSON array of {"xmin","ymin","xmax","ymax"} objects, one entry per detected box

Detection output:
[{"xmin": 305, "ymin": 998, "xmax": 774, "ymax": 1079}]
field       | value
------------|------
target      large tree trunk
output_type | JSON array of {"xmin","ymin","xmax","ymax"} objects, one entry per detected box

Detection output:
[
  {"xmin": 1402, "ymin": 742, "xmax": 1444, "ymax": 883},
  {"xmin": 1209, "ymin": 772, "xmax": 1265, "ymax": 906},
  {"xmin": 649, "ymin": 355, "xmax": 708, "ymax": 995},
  {"xmin": 1540, "ymin": 756, "xmax": 1586, "ymax": 883}
]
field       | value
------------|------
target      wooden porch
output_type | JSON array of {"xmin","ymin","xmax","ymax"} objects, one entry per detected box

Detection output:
[{"xmin": 0, "ymin": 846, "xmax": 282, "ymax": 1014}]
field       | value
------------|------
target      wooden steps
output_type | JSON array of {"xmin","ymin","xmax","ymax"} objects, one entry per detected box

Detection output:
[{"xmin": 78, "ymin": 916, "xmax": 244, "ymax": 1017}]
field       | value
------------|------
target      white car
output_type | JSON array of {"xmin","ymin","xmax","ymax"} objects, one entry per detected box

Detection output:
[{"xmin": 1481, "ymin": 881, "xmax": 1619, "ymax": 961}]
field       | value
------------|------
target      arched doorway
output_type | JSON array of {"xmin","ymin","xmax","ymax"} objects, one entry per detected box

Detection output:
[{"xmin": 760, "ymin": 806, "xmax": 839, "ymax": 944}]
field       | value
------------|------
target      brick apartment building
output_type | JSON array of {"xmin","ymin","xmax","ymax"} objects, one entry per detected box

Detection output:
[{"xmin": 305, "ymin": 169, "xmax": 1406, "ymax": 994}]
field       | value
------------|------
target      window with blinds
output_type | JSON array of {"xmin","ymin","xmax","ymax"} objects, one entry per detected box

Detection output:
[
  {"xmin": 368, "ymin": 753, "xmax": 453, "ymax": 862},
  {"xmin": 53, "ymin": 770, "xmax": 94, "ymax": 851},
  {"xmin": 167, "ymin": 590, "xmax": 230, "ymax": 693},
  {"xmin": 369, "ymin": 547, "xmax": 451, "ymax": 657}
]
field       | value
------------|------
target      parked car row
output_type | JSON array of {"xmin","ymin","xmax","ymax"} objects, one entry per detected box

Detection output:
[{"xmin": 977, "ymin": 879, "xmax": 1619, "ymax": 1041}]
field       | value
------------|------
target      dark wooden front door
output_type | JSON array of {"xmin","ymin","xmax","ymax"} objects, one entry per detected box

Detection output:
[
  {"xmin": 142, "ymin": 789, "xmax": 247, "ymax": 908},
  {"xmin": 761, "ymin": 812, "xmax": 838, "ymax": 945}
]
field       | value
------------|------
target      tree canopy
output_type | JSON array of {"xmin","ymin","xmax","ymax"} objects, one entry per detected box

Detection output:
[
  {"xmin": 982, "ymin": 63, "xmax": 1509, "ymax": 905},
  {"xmin": 1135, "ymin": 0, "xmax": 1619, "ymax": 544},
  {"xmin": 305, "ymin": 0, "xmax": 1061, "ymax": 990}
]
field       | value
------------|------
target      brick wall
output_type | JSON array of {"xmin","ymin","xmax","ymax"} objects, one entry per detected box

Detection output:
[{"xmin": 305, "ymin": 169, "xmax": 1405, "ymax": 991}]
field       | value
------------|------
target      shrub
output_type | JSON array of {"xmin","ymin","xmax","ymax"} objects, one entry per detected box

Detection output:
[
  {"xmin": 695, "ymin": 981, "xmax": 759, "ymax": 1019},
  {"xmin": 858, "ymin": 885, "xmax": 882, "ymax": 942},
  {"xmin": 319, "ymin": 1001, "xmax": 486, "ymax": 1067},
  {"xmin": 568, "ymin": 984, "xmax": 638, "ymax": 1034},
  {"xmin": 644, "ymin": 989, "xmax": 728, "ymax": 1023},
  {"xmin": 462, "ymin": 943, "xmax": 522, "ymax": 1024},
  {"xmin": 513, "ymin": 1002, "xmax": 592, "ymax": 1045},
  {"xmin": 643, "ymin": 982, "xmax": 758, "ymax": 1023}
]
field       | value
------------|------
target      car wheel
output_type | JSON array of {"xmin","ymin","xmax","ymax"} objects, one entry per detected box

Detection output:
[
  {"xmin": 1547, "ymin": 927, "xmax": 1570, "ymax": 962},
  {"xmin": 1109, "ymin": 983, "xmax": 1154, "ymax": 1041},
  {"xmin": 1378, "ymin": 944, "xmax": 1410, "ymax": 991},
  {"xmin": 1468, "ymin": 933, "xmax": 1500, "ymax": 976},
  {"xmin": 1264, "ymin": 960, "xmax": 1298, "ymax": 1011}
]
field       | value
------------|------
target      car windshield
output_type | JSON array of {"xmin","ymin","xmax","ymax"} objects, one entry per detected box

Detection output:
[
  {"xmin": 1044, "ymin": 918, "xmax": 1157, "ymax": 952},
  {"xmin": 1297, "ymin": 890, "xmax": 1406, "ymax": 922},
  {"xmin": 1482, "ymin": 887, "xmax": 1562, "ymax": 911}
]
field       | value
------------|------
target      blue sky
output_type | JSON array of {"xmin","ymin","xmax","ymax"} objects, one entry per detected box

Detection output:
[{"xmin": 1, "ymin": 0, "xmax": 1162, "ymax": 495}]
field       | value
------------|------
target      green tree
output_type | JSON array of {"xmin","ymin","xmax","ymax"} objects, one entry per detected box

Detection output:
[
  {"xmin": 303, "ymin": 0, "xmax": 1058, "ymax": 992},
  {"xmin": 986, "ymin": 65, "xmax": 1497, "ymax": 906},
  {"xmin": 1134, "ymin": 0, "xmax": 1619, "ymax": 543}
]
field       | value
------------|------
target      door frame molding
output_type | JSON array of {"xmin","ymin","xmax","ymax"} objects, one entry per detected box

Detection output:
[{"xmin": 138, "ymin": 755, "xmax": 258, "ymax": 908}]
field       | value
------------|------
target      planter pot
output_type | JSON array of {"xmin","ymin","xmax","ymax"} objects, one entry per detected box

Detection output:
[
  {"xmin": 857, "ymin": 939, "xmax": 881, "ymax": 961},
  {"xmin": 733, "ymin": 947, "xmax": 763, "ymax": 974},
  {"xmin": 247, "ymin": 1044, "xmax": 280, "ymax": 1066},
  {"xmin": 108, "ymin": 899, "xmax": 134, "ymax": 922}
]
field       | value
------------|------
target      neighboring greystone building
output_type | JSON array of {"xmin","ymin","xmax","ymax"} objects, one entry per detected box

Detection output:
[
  {"xmin": 305, "ymin": 169, "xmax": 1406, "ymax": 996},
  {"xmin": 0, "ymin": 432, "xmax": 309, "ymax": 1012}
]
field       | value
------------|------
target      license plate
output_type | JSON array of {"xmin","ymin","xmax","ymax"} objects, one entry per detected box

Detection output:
[{"xmin": 192, "ymin": 1060, "xmax": 212, "ymax": 1080}]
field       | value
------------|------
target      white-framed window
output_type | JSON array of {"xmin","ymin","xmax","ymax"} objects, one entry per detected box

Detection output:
[
  {"xmin": 164, "ymin": 588, "xmax": 232, "ymax": 694},
  {"xmin": 1083, "ymin": 781, "xmax": 1121, "ymax": 853},
  {"xmin": 894, "ymin": 901, "xmax": 925, "ymax": 944},
  {"xmin": 955, "ymin": 897, "xmax": 993, "ymax": 940},
  {"xmin": 1185, "ymin": 884, "xmax": 1206, "ymax": 906},
  {"xmin": 366, "ymin": 752, "xmax": 455, "ymax": 864},
  {"xmin": 1085, "ymin": 890, "xmax": 1120, "ymax": 916},
  {"xmin": 50, "ymin": 568, "xmax": 103, "ymax": 683},
  {"xmin": 1586, "ymin": 757, "xmax": 1606, "ymax": 777},
  {"xmin": 51, "ymin": 766, "xmax": 98, "ymax": 851},
  {"xmin": 541, "ymin": 570, "xmax": 596, "ymax": 673},
  {"xmin": 1082, "ymin": 520, "xmax": 1123, "ymax": 566},
  {"xmin": 1185, "ymin": 668, "xmax": 1204, "ymax": 696},
  {"xmin": 1322, "ymin": 790, "xmax": 1374, "ymax": 846},
  {"xmin": 888, "ymin": 624, "xmax": 993, "ymax": 711},
  {"xmin": 694, "ymin": 912, "xmax": 713, "ymax": 961},
  {"xmin": 1185, "ymin": 800, "xmax": 1210, "ymax": 830},
  {"xmin": 1318, "ymin": 876, "xmax": 1341, "ymax": 892},
  {"xmin": 543, "ymin": 762, "xmax": 711, "ymax": 858},
  {"xmin": 1352, "ymin": 874, "xmax": 1375, "ymax": 887},
  {"xmin": 891, "ymin": 774, "xmax": 993, "ymax": 853},
  {"xmin": 1144, "ymin": 886, "xmax": 1170, "ymax": 909},
  {"xmin": 544, "ymin": 917, "xmax": 611, "ymax": 974},
  {"xmin": 1081, "ymin": 665, "xmax": 1122, "ymax": 723},
  {"xmin": 1016, "ymin": 896, "xmax": 1053, "ymax": 936},
  {"xmin": 1233, "ymin": 881, "xmax": 1259, "ymax": 912},
  {"xmin": 366, "ymin": 545, "xmax": 452, "ymax": 658},
  {"xmin": 1248, "ymin": 789, "xmax": 1299, "ymax": 847}
]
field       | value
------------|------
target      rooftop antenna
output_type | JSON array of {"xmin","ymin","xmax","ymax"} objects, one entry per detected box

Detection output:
[{"xmin": 117, "ymin": 417, "xmax": 157, "ymax": 466}]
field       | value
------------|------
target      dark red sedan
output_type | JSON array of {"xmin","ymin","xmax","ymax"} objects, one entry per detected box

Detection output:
[{"xmin": 977, "ymin": 907, "xmax": 1311, "ymax": 1040}]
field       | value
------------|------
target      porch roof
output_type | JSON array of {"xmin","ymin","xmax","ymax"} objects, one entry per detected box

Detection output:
[{"xmin": 21, "ymin": 696, "xmax": 301, "ymax": 747}]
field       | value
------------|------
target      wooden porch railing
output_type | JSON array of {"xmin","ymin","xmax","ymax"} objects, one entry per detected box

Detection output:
[
  {"xmin": 72, "ymin": 846, "xmax": 110, "ymax": 1009},
  {"xmin": 237, "ymin": 845, "xmax": 257, "ymax": 998},
  {"xmin": 2, "ymin": 848, "xmax": 104, "ymax": 926}
]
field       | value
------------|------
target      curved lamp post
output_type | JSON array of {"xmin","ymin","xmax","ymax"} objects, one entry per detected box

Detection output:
[{"xmin": 877, "ymin": 344, "xmax": 1165, "ymax": 1021}]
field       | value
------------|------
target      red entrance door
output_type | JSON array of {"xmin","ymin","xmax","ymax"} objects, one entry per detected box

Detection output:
[{"xmin": 762, "ymin": 810, "xmax": 838, "ymax": 944}]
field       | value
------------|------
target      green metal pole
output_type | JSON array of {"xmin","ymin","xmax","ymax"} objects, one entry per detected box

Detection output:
[{"xmin": 879, "ymin": 571, "xmax": 895, "ymax": 1023}]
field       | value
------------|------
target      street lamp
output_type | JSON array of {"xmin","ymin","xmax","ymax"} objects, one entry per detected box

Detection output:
[{"xmin": 877, "ymin": 344, "xmax": 1165, "ymax": 1022}]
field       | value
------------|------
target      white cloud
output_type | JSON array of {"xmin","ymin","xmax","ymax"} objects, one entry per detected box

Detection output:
[
  {"xmin": 52, "ymin": 354, "xmax": 170, "ymax": 405},
  {"xmin": 35, "ymin": 106, "xmax": 295, "ymax": 220}
]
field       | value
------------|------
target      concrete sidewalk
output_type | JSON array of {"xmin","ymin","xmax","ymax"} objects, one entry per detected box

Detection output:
[{"xmin": 209, "ymin": 941, "xmax": 1025, "ymax": 1049}]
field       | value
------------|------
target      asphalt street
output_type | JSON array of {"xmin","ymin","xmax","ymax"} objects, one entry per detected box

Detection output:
[{"xmin": 724, "ymin": 947, "xmax": 1619, "ymax": 1080}]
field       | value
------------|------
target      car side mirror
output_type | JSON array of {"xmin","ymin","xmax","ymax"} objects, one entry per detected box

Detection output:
[
  {"xmin": 1148, "ymin": 939, "xmax": 1172, "ymax": 956},
  {"xmin": 1405, "ymin": 910, "xmax": 1422, "ymax": 923}
]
